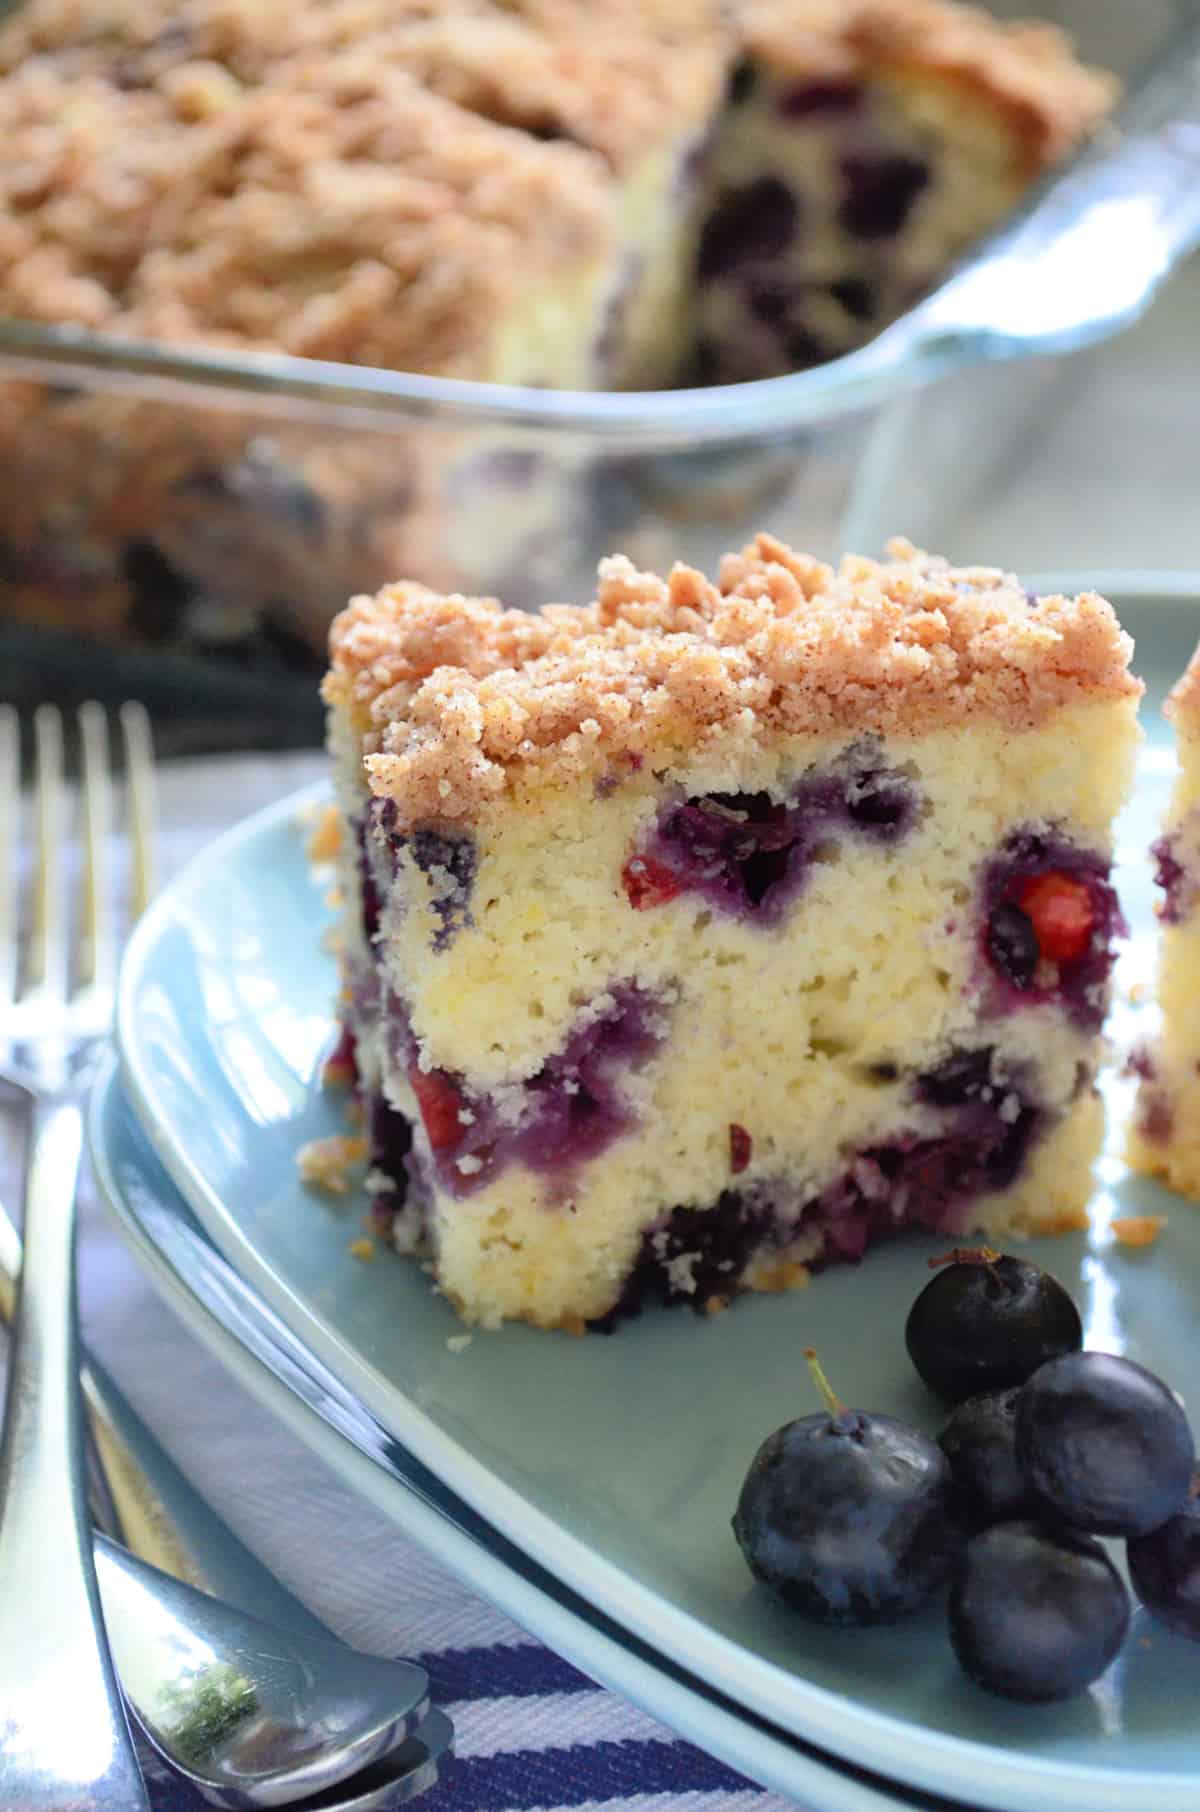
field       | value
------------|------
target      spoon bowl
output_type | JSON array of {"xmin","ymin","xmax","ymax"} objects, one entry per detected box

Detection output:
[{"xmin": 95, "ymin": 1533, "xmax": 431, "ymax": 1809}]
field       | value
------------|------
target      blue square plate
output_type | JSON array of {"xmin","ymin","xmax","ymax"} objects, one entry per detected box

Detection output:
[{"xmin": 116, "ymin": 586, "xmax": 1200, "ymax": 1812}]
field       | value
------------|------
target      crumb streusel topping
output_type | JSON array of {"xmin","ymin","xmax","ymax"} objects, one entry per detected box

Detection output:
[
  {"xmin": 326, "ymin": 535, "xmax": 1141, "ymax": 826},
  {"xmin": 0, "ymin": 53, "xmax": 614, "ymax": 372},
  {"xmin": 743, "ymin": 0, "xmax": 1117, "ymax": 168},
  {"xmin": 0, "ymin": 0, "xmax": 730, "ymax": 172}
]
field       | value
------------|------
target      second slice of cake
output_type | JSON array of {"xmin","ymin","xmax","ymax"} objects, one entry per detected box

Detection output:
[
  {"xmin": 322, "ymin": 536, "xmax": 1141, "ymax": 1330},
  {"xmin": 1128, "ymin": 643, "xmax": 1200, "ymax": 1196}
]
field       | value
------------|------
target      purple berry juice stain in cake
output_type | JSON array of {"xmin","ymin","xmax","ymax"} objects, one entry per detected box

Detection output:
[
  {"xmin": 409, "ymin": 829, "xmax": 478, "ymax": 949},
  {"xmin": 828, "ymin": 276, "xmax": 876, "ymax": 322},
  {"xmin": 362, "ymin": 799, "xmax": 477, "ymax": 950},
  {"xmin": 697, "ymin": 177, "xmax": 801, "ymax": 280},
  {"xmin": 1152, "ymin": 829, "xmax": 1198, "ymax": 925},
  {"xmin": 360, "ymin": 1084, "xmax": 437, "ymax": 1253},
  {"xmin": 393, "ymin": 984, "xmax": 670, "ymax": 1198},
  {"xmin": 978, "ymin": 829, "xmax": 1124, "ymax": 1030},
  {"xmin": 622, "ymin": 743, "xmax": 918, "ymax": 923},
  {"xmin": 1137, "ymin": 1089, "xmax": 1175, "ymax": 1146},
  {"xmin": 357, "ymin": 817, "xmax": 383, "ymax": 943},
  {"xmin": 837, "ymin": 151, "xmax": 930, "ymax": 239},
  {"xmin": 726, "ymin": 57, "xmax": 757, "ymax": 107},
  {"xmin": 778, "ymin": 78, "xmax": 864, "ymax": 119},
  {"xmin": 596, "ymin": 1047, "xmax": 1042, "ymax": 1328},
  {"xmin": 367, "ymin": 1086, "xmax": 414, "ymax": 1182}
]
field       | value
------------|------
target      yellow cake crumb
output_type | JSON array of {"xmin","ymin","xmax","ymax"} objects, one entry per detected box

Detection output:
[
  {"xmin": 1111, "ymin": 1215, "xmax": 1168, "ymax": 1249},
  {"xmin": 298, "ymin": 1134, "xmax": 367, "ymax": 1193},
  {"xmin": 322, "ymin": 1049, "xmax": 358, "ymax": 1090},
  {"xmin": 307, "ymin": 802, "xmax": 343, "ymax": 864},
  {"xmin": 349, "ymin": 1236, "xmax": 377, "ymax": 1260}
]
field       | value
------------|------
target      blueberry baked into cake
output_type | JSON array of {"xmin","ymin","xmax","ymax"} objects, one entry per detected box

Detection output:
[
  {"xmin": 317, "ymin": 535, "xmax": 1141, "ymax": 1331},
  {"xmin": 1128, "ymin": 644, "xmax": 1200, "ymax": 1197},
  {"xmin": 0, "ymin": 0, "xmax": 1114, "ymax": 661}
]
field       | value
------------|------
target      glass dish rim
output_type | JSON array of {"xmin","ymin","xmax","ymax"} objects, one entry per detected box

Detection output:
[{"xmin": 0, "ymin": 310, "xmax": 917, "ymax": 449}]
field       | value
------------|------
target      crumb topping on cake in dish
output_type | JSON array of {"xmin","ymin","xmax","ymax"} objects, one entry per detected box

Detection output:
[
  {"xmin": 0, "ymin": 54, "xmax": 613, "ymax": 373},
  {"xmin": 743, "ymin": 0, "xmax": 1117, "ymax": 167},
  {"xmin": 0, "ymin": 0, "xmax": 731, "ymax": 172},
  {"xmin": 325, "ymin": 535, "xmax": 1140, "ymax": 825}
]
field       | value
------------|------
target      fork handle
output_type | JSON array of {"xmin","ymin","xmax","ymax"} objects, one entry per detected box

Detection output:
[{"xmin": 0, "ymin": 1099, "xmax": 149, "ymax": 1810}]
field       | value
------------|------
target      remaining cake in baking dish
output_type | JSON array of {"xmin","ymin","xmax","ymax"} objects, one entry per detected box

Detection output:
[
  {"xmin": 317, "ymin": 534, "xmax": 1141, "ymax": 1331},
  {"xmin": 0, "ymin": 0, "xmax": 1113, "ymax": 386},
  {"xmin": 0, "ymin": 0, "xmax": 1115, "ymax": 665},
  {"xmin": 1128, "ymin": 645, "xmax": 1200, "ymax": 1197}
]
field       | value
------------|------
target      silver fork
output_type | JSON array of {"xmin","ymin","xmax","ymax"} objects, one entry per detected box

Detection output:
[{"xmin": 0, "ymin": 701, "xmax": 155, "ymax": 1811}]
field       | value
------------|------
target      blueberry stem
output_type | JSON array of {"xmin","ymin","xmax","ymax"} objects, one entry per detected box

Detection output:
[
  {"xmin": 804, "ymin": 1347, "xmax": 845, "ymax": 1418},
  {"xmin": 927, "ymin": 1246, "xmax": 1002, "ymax": 1270}
]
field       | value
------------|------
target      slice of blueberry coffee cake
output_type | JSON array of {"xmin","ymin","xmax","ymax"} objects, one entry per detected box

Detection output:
[
  {"xmin": 317, "ymin": 536, "xmax": 1140, "ymax": 1332},
  {"xmin": 1128, "ymin": 645, "xmax": 1200, "ymax": 1196}
]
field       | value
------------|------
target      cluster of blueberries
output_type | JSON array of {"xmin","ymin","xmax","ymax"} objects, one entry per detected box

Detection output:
[{"xmin": 733, "ymin": 1251, "xmax": 1198, "ymax": 1701}]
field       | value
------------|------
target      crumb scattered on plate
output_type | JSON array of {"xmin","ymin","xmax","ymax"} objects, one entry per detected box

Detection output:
[
  {"xmin": 446, "ymin": 1333, "xmax": 473, "ymax": 1353},
  {"xmin": 349, "ymin": 1236, "xmax": 377, "ymax": 1261},
  {"xmin": 307, "ymin": 803, "xmax": 342, "ymax": 863},
  {"xmin": 298, "ymin": 1133, "xmax": 366, "ymax": 1194},
  {"xmin": 1111, "ymin": 1214, "xmax": 1168, "ymax": 1248}
]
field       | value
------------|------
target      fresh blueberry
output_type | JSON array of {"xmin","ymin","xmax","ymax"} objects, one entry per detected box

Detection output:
[
  {"xmin": 733, "ymin": 1353, "xmax": 965, "ymax": 1624},
  {"xmin": 938, "ymin": 1388, "xmax": 1037, "ymax": 1526},
  {"xmin": 1128, "ymin": 1476, "xmax": 1200, "ymax": 1638},
  {"xmin": 1016, "ymin": 1351, "xmax": 1195, "ymax": 1537},
  {"xmin": 949, "ymin": 1520, "xmax": 1130, "ymax": 1701},
  {"xmin": 905, "ymin": 1250, "xmax": 1083, "ymax": 1404}
]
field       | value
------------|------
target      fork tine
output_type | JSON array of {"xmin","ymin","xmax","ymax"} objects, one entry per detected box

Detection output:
[
  {"xmin": 0, "ymin": 705, "xmax": 18, "ymax": 1014},
  {"xmin": 120, "ymin": 702, "xmax": 157, "ymax": 916},
  {"xmin": 30, "ymin": 704, "xmax": 67, "ymax": 1004},
  {"xmin": 78, "ymin": 703, "xmax": 114, "ymax": 995}
]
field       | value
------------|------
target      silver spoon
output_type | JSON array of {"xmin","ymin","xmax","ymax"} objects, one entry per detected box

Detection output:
[
  {"xmin": 0, "ymin": 1198, "xmax": 451, "ymax": 1810},
  {"xmin": 95, "ymin": 1533, "xmax": 431, "ymax": 1809}
]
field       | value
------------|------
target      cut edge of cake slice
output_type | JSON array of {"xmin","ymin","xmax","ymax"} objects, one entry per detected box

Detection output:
[
  {"xmin": 1128, "ymin": 644, "xmax": 1200, "ymax": 1197},
  {"xmin": 692, "ymin": 0, "xmax": 1117, "ymax": 380},
  {"xmin": 316, "ymin": 534, "xmax": 1141, "ymax": 1332}
]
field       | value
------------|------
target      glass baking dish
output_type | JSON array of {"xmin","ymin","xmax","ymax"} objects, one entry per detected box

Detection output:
[{"xmin": 0, "ymin": 0, "xmax": 1195, "ymax": 753}]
